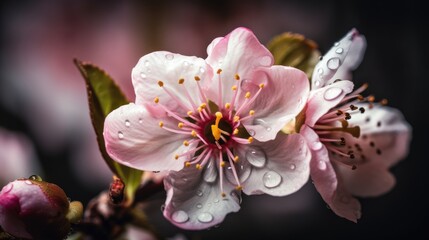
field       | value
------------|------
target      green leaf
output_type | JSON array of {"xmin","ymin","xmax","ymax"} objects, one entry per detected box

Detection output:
[
  {"xmin": 74, "ymin": 59, "xmax": 143, "ymax": 205},
  {"xmin": 267, "ymin": 32, "xmax": 320, "ymax": 78}
]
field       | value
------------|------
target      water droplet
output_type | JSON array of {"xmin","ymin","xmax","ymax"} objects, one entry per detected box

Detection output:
[
  {"xmin": 226, "ymin": 161, "xmax": 251, "ymax": 184},
  {"xmin": 29, "ymin": 175, "xmax": 43, "ymax": 181},
  {"xmin": 317, "ymin": 68, "xmax": 323, "ymax": 74},
  {"xmin": 198, "ymin": 212, "xmax": 214, "ymax": 223},
  {"xmin": 266, "ymin": 127, "xmax": 272, "ymax": 132},
  {"xmin": 172, "ymin": 210, "xmax": 189, "ymax": 223},
  {"xmin": 260, "ymin": 56, "xmax": 272, "ymax": 66},
  {"xmin": 118, "ymin": 131, "xmax": 124, "ymax": 139},
  {"xmin": 183, "ymin": 61, "xmax": 189, "ymax": 67},
  {"xmin": 335, "ymin": 47, "xmax": 344, "ymax": 54},
  {"xmin": 262, "ymin": 171, "xmax": 282, "ymax": 188},
  {"xmin": 2, "ymin": 183, "xmax": 13, "ymax": 193},
  {"xmin": 140, "ymin": 73, "xmax": 147, "ymax": 79},
  {"xmin": 165, "ymin": 53, "xmax": 174, "ymax": 60},
  {"xmin": 230, "ymin": 191, "xmax": 242, "ymax": 204},
  {"xmin": 318, "ymin": 160, "xmax": 327, "ymax": 170},
  {"xmin": 125, "ymin": 120, "xmax": 131, "ymax": 127},
  {"xmin": 207, "ymin": 203, "xmax": 212, "ymax": 207},
  {"xmin": 24, "ymin": 180, "xmax": 33, "ymax": 185},
  {"xmin": 214, "ymin": 198, "xmax": 219, "ymax": 203},
  {"xmin": 334, "ymin": 42, "xmax": 340, "ymax": 47},
  {"xmin": 203, "ymin": 161, "xmax": 217, "ymax": 183},
  {"xmin": 196, "ymin": 190, "xmax": 203, "ymax": 197},
  {"xmin": 199, "ymin": 67, "xmax": 205, "ymax": 73},
  {"xmin": 196, "ymin": 203, "xmax": 202, "ymax": 209},
  {"xmin": 246, "ymin": 146, "xmax": 267, "ymax": 168},
  {"xmin": 323, "ymin": 87, "xmax": 343, "ymax": 100},
  {"xmin": 289, "ymin": 164, "xmax": 296, "ymax": 170},
  {"xmin": 327, "ymin": 58, "xmax": 341, "ymax": 70},
  {"xmin": 311, "ymin": 141, "xmax": 323, "ymax": 151},
  {"xmin": 248, "ymin": 129, "xmax": 255, "ymax": 136},
  {"xmin": 144, "ymin": 60, "xmax": 150, "ymax": 67},
  {"xmin": 138, "ymin": 118, "xmax": 143, "ymax": 124},
  {"xmin": 315, "ymin": 80, "xmax": 321, "ymax": 87},
  {"xmin": 254, "ymin": 119, "xmax": 271, "ymax": 132}
]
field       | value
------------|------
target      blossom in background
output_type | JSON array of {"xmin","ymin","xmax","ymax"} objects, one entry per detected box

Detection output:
[
  {"xmin": 0, "ymin": 177, "xmax": 82, "ymax": 239},
  {"xmin": 104, "ymin": 27, "xmax": 311, "ymax": 229},
  {"xmin": 290, "ymin": 29, "xmax": 411, "ymax": 221}
]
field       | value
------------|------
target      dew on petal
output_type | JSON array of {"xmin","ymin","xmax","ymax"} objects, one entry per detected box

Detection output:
[
  {"xmin": 327, "ymin": 58, "xmax": 341, "ymax": 70},
  {"xmin": 317, "ymin": 68, "xmax": 324, "ymax": 75},
  {"xmin": 24, "ymin": 180, "xmax": 33, "ymax": 185},
  {"xmin": 289, "ymin": 164, "xmax": 296, "ymax": 170},
  {"xmin": 138, "ymin": 118, "xmax": 143, "ymax": 124},
  {"xmin": 254, "ymin": 119, "xmax": 272, "ymax": 132},
  {"xmin": 118, "ymin": 131, "xmax": 124, "ymax": 139},
  {"xmin": 199, "ymin": 67, "xmax": 205, "ymax": 73},
  {"xmin": 334, "ymin": 42, "xmax": 340, "ymax": 47},
  {"xmin": 323, "ymin": 87, "xmax": 343, "ymax": 100},
  {"xmin": 144, "ymin": 60, "xmax": 150, "ymax": 67},
  {"xmin": 196, "ymin": 203, "xmax": 202, "ymax": 209},
  {"xmin": 171, "ymin": 210, "xmax": 189, "ymax": 223},
  {"xmin": 2, "ymin": 183, "xmax": 13, "ymax": 194},
  {"xmin": 183, "ymin": 61, "xmax": 189, "ymax": 67},
  {"xmin": 198, "ymin": 212, "xmax": 214, "ymax": 223},
  {"xmin": 335, "ymin": 47, "xmax": 344, "ymax": 54},
  {"xmin": 260, "ymin": 55, "xmax": 272, "ymax": 66},
  {"xmin": 311, "ymin": 141, "xmax": 323, "ymax": 151},
  {"xmin": 315, "ymin": 80, "xmax": 321, "ymax": 87},
  {"xmin": 246, "ymin": 146, "xmax": 267, "ymax": 168},
  {"xmin": 226, "ymin": 162, "xmax": 251, "ymax": 184},
  {"xmin": 140, "ymin": 73, "xmax": 147, "ymax": 79},
  {"xmin": 125, "ymin": 120, "xmax": 131, "ymax": 127},
  {"xmin": 165, "ymin": 53, "xmax": 174, "ymax": 60},
  {"xmin": 203, "ymin": 161, "xmax": 217, "ymax": 183},
  {"xmin": 262, "ymin": 171, "xmax": 282, "ymax": 188},
  {"xmin": 214, "ymin": 198, "xmax": 219, "ymax": 203},
  {"xmin": 196, "ymin": 190, "xmax": 203, "ymax": 197},
  {"xmin": 318, "ymin": 160, "xmax": 327, "ymax": 170},
  {"xmin": 248, "ymin": 129, "xmax": 255, "ymax": 136}
]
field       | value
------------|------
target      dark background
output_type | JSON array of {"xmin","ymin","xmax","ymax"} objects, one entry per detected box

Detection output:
[{"xmin": 1, "ymin": 0, "xmax": 427, "ymax": 239}]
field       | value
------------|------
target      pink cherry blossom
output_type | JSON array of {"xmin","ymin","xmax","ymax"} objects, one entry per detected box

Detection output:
[
  {"xmin": 295, "ymin": 29, "xmax": 411, "ymax": 222},
  {"xmin": 104, "ymin": 27, "xmax": 311, "ymax": 229}
]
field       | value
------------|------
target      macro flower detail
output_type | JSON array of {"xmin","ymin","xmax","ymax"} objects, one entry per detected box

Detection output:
[
  {"xmin": 103, "ymin": 27, "xmax": 311, "ymax": 229},
  {"xmin": 290, "ymin": 29, "xmax": 411, "ymax": 222},
  {"xmin": 0, "ymin": 177, "xmax": 83, "ymax": 239}
]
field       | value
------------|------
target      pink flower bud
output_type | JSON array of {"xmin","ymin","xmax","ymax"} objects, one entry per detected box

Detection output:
[{"xmin": 0, "ymin": 177, "xmax": 82, "ymax": 239}]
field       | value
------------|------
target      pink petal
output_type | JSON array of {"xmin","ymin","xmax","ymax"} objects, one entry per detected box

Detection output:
[
  {"xmin": 205, "ymin": 27, "xmax": 274, "ymax": 104},
  {"xmin": 311, "ymin": 28, "xmax": 366, "ymax": 89},
  {"xmin": 305, "ymin": 80, "xmax": 354, "ymax": 127},
  {"xmin": 132, "ymin": 51, "xmax": 214, "ymax": 116},
  {"xmin": 242, "ymin": 66, "xmax": 309, "ymax": 141},
  {"xmin": 335, "ymin": 163, "xmax": 396, "ymax": 197},
  {"xmin": 239, "ymin": 133, "xmax": 311, "ymax": 196},
  {"xmin": 104, "ymin": 103, "xmax": 189, "ymax": 171},
  {"xmin": 163, "ymin": 160, "xmax": 240, "ymax": 230},
  {"xmin": 206, "ymin": 37, "xmax": 223, "ymax": 56},
  {"xmin": 300, "ymin": 126, "xmax": 361, "ymax": 222}
]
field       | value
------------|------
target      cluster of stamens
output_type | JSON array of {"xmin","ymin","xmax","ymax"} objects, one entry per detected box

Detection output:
[{"xmin": 154, "ymin": 68, "xmax": 265, "ymax": 196}]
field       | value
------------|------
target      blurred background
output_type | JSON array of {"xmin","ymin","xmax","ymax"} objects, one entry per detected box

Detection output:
[{"xmin": 0, "ymin": 0, "xmax": 427, "ymax": 239}]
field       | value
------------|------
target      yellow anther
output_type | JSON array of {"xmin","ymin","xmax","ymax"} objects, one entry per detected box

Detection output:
[
  {"xmin": 245, "ymin": 92, "xmax": 251, "ymax": 99},
  {"xmin": 221, "ymin": 192, "xmax": 226, "ymax": 197},
  {"xmin": 249, "ymin": 110, "xmax": 255, "ymax": 116},
  {"xmin": 200, "ymin": 103, "xmax": 207, "ymax": 109},
  {"xmin": 178, "ymin": 122, "xmax": 184, "ymax": 128},
  {"xmin": 259, "ymin": 83, "xmax": 265, "ymax": 89},
  {"xmin": 187, "ymin": 111, "xmax": 193, "ymax": 116},
  {"xmin": 233, "ymin": 129, "xmax": 239, "ymax": 135},
  {"xmin": 211, "ymin": 112, "xmax": 223, "ymax": 141},
  {"xmin": 232, "ymin": 85, "xmax": 237, "ymax": 91},
  {"xmin": 183, "ymin": 140, "xmax": 189, "ymax": 146},
  {"xmin": 234, "ymin": 74, "xmax": 240, "ymax": 80},
  {"xmin": 380, "ymin": 98, "xmax": 388, "ymax": 105},
  {"xmin": 248, "ymin": 137, "xmax": 254, "ymax": 143},
  {"xmin": 191, "ymin": 130, "xmax": 197, "ymax": 137},
  {"xmin": 225, "ymin": 103, "xmax": 231, "ymax": 109},
  {"xmin": 159, "ymin": 121, "xmax": 164, "ymax": 128},
  {"xmin": 194, "ymin": 76, "xmax": 201, "ymax": 81},
  {"xmin": 217, "ymin": 69, "xmax": 222, "ymax": 74},
  {"xmin": 174, "ymin": 154, "xmax": 179, "ymax": 160},
  {"xmin": 234, "ymin": 156, "xmax": 239, "ymax": 162},
  {"xmin": 220, "ymin": 161, "xmax": 226, "ymax": 167},
  {"xmin": 154, "ymin": 97, "xmax": 159, "ymax": 103},
  {"xmin": 185, "ymin": 162, "xmax": 191, "ymax": 167},
  {"xmin": 197, "ymin": 106, "xmax": 202, "ymax": 112},
  {"xmin": 178, "ymin": 78, "xmax": 185, "ymax": 84},
  {"xmin": 157, "ymin": 81, "xmax": 164, "ymax": 87},
  {"xmin": 368, "ymin": 95, "xmax": 375, "ymax": 102},
  {"xmin": 196, "ymin": 164, "xmax": 202, "ymax": 170},
  {"xmin": 233, "ymin": 116, "xmax": 240, "ymax": 122},
  {"xmin": 235, "ymin": 185, "xmax": 243, "ymax": 191}
]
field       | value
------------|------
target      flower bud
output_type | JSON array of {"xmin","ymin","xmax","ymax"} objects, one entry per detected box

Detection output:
[{"xmin": 0, "ymin": 177, "xmax": 82, "ymax": 239}]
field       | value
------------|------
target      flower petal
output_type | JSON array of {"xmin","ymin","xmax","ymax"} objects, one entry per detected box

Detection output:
[
  {"xmin": 305, "ymin": 80, "xmax": 354, "ymax": 127},
  {"xmin": 300, "ymin": 126, "xmax": 361, "ymax": 222},
  {"xmin": 238, "ymin": 133, "xmax": 311, "ymax": 196},
  {"xmin": 205, "ymin": 27, "xmax": 274, "ymax": 104},
  {"xmin": 104, "ymin": 103, "xmax": 189, "ymax": 171},
  {"xmin": 163, "ymin": 160, "xmax": 241, "ymax": 230},
  {"xmin": 132, "ymin": 51, "xmax": 214, "ymax": 116},
  {"xmin": 311, "ymin": 29, "xmax": 366, "ymax": 89},
  {"xmin": 206, "ymin": 37, "xmax": 223, "ymax": 56},
  {"xmin": 242, "ymin": 66, "xmax": 309, "ymax": 141}
]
